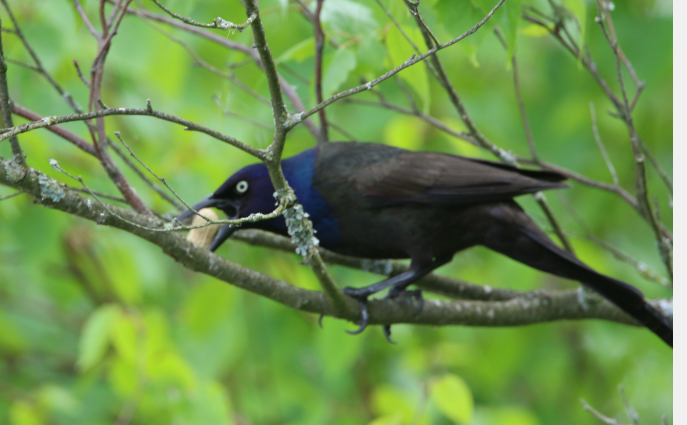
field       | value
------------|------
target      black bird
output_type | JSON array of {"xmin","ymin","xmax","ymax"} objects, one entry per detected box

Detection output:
[{"xmin": 179, "ymin": 142, "xmax": 672, "ymax": 347}]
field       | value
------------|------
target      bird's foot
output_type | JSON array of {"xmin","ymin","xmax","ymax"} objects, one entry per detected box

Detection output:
[
  {"xmin": 342, "ymin": 287, "xmax": 371, "ymax": 335},
  {"xmin": 342, "ymin": 286, "xmax": 424, "ymax": 342},
  {"xmin": 382, "ymin": 324, "xmax": 395, "ymax": 344}
]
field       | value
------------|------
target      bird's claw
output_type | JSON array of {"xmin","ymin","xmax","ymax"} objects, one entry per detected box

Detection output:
[
  {"xmin": 379, "ymin": 288, "xmax": 424, "ymax": 343},
  {"xmin": 341, "ymin": 286, "xmax": 423, "ymax": 340},
  {"xmin": 318, "ymin": 314, "xmax": 324, "ymax": 328},
  {"xmin": 382, "ymin": 324, "xmax": 396, "ymax": 344},
  {"xmin": 345, "ymin": 298, "xmax": 369, "ymax": 335}
]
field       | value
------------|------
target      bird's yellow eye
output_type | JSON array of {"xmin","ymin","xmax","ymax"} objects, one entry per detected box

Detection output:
[{"xmin": 236, "ymin": 180, "xmax": 249, "ymax": 193}]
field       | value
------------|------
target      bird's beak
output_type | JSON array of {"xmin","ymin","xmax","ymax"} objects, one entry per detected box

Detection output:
[{"xmin": 177, "ymin": 194, "xmax": 239, "ymax": 223}]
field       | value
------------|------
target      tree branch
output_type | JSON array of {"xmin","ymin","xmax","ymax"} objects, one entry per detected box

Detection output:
[
  {"xmin": 0, "ymin": 157, "xmax": 670, "ymax": 330},
  {"xmin": 292, "ymin": 0, "xmax": 510, "ymax": 128},
  {"xmin": 0, "ymin": 103, "xmax": 266, "ymax": 159},
  {"xmin": 0, "ymin": 18, "xmax": 24, "ymax": 164}
]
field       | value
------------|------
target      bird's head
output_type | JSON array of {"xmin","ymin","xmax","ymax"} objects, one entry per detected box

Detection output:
[{"xmin": 178, "ymin": 162, "xmax": 276, "ymax": 225}]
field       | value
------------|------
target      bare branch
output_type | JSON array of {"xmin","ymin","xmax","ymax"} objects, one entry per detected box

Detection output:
[
  {"xmin": 242, "ymin": 0, "xmax": 349, "ymax": 316},
  {"xmin": 0, "ymin": 190, "xmax": 23, "ymax": 201},
  {"xmin": 150, "ymin": 0, "xmax": 256, "ymax": 32},
  {"xmin": 293, "ymin": 0, "xmax": 510, "ymax": 129},
  {"xmin": 581, "ymin": 399, "xmax": 631, "ymax": 425},
  {"xmin": 2, "ymin": 0, "xmax": 84, "ymax": 114},
  {"xmin": 0, "ymin": 158, "xmax": 671, "ymax": 330},
  {"xmin": 11, "ymin": 103, "xmax": 96, "ymax": 155},
  {"xmin": 119, "ymin": 4, "xmax": 321, "ymax": 140},
  {"xmin": 618, "ymin": 385, "xmax": 640, "ymax": 425},
  {"xmin": 0, "ymin": 103, "xmax": 266, "ymax": 159},
  {"xmin": 0, "ymin": 18, "xmax": 24, "ymax": 164},
  {"xmin": 113, "ymin": 131, "xmax": 190, "ymax": 213},
  {"xmin": 313, "ymin": 0, "xmax": 328, "ymax": 143},
  {"xmin": 590, "ymin": 101, "xmax": 619, "ymax": 185}
]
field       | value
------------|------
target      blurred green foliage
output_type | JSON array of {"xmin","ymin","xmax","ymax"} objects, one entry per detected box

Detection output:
[{"xmin": 0, "ymin": 0, "xmax": 672, "ymax": 424}]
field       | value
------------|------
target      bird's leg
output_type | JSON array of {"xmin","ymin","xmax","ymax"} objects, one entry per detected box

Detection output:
[{"xmin": 342, "ymin": 257, "xmax": 449, "ymax": 336}]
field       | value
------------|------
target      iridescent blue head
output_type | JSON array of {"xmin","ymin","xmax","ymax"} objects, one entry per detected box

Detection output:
[{"xmin": 178, "ymin": 146, "xmax": 341, "ymax": 251}]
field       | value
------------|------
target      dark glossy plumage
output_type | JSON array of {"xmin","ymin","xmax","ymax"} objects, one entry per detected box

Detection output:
[{"xmin": 180, "ymin": 142, "xmax": 672, "ymax": 347}]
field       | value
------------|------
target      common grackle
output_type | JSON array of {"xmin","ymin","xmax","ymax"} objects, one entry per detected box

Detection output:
[{"xmin": 179, "ymin": 142, "xmax": 673, "ymax": 347}]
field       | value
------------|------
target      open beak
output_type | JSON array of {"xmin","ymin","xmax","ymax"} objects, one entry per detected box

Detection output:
[
  {"xmin": 177, "ymin": 194, "xmax": 239, "ymax": 223},
  {"xmin": 177, "ymin": 194, "xmax": 241, "ymax": 252}
]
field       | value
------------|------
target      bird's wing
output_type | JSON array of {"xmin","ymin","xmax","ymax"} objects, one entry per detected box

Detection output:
[{"xmin": 353, "ymin": 151, "xmax": 568, "ymax": 206}]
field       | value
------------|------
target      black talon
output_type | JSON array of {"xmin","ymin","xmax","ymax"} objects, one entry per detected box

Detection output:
[
  {"xmin": 318, "ymin": 314, "xmax": 324, "ymax": 328},
  {"xmin": 383, "ymin": 324, "xmax": 396, "ymax": 344},
  {"xmin": 345, "ymin": 299, "xmax": 369, "ymax": 335}
]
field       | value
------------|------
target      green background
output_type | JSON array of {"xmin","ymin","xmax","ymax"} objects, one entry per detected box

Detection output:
[{"xmin": 0, "ymin": 0, "xmax": 672, "ymax": 424}]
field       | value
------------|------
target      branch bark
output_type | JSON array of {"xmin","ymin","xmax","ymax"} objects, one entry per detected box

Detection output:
[{"xmin": 0, "ymin": 158, "xmax": 671, "ymax": 330}]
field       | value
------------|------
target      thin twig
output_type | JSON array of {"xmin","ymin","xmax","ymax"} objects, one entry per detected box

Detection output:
[
  {"xmin": 243, "ymin": 0, "xmax": 350, "ymax": 316},
  {"xmin": 0, "ymin": 18, "xmax": 24, "ymax": 164},
  {"xmin": 139, "ymin": 18, "xmax": 272, "ymax": 106},
  {"xmin": 73, "ymin": 60, "xmax": 90, "ymax": 88},
  {"xmin": 0, "ymin": 190, "xmax": 23, "ymax": 201},
  {"xmin": 581, "ymin": 399, "xmax": 630, "ymax": 425},
  {"xmin": 118, "ymin": 3, "xmax": 321, "ymax": 140},
  {"xmin": 50, "ymin": 158, "xmax": 290, "ymax": 232},
  {"xmin": 73, "ymin": 0, "xmax": 99, "ymax": 38},
  {"xmin": 590, "ymin": 102, "xmax": 619, "ymax": 185},
  {"xmin": 113, "ymin": 131, "xmax": 195, "ymax": 214},
  {"xmin": 617, "ymin": 385, "xmax": 640, "ymax": 425},
  {"xmin": 11, "ymin": 103, "xmax": 96, "ymax": 155},
  {"xmin": 107, "ymin": 137, "xmax": 184, "ymax": 210},
  {"xmin": 67, "ymin": 186, "xmax": 128, "ymax": 203},
  {"xmin": 313, "ymin": 0, "xmax": 328, "ymax": 143},
  {"xmin": 150, "ymin": 0, "xmax": 257, "ymax": 32},
  {"xmin": 1, "ymin": 0, "xmax": 83, "ymax": 114},
  {"xmin": 293, "ymin": 0, "xmax": 510, "ymax": 129},
  {"xmin": 3, "ymin": 57, "xmax": 39, "ymax": 72},
  {"xmin": 0, "ymin": 102, "xmax": 266, "ymax": 158}
]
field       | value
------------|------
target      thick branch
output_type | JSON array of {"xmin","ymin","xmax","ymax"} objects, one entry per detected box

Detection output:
[{"xmin": 0, "ymin": 157, "xmax": 669, "ymax": 330}]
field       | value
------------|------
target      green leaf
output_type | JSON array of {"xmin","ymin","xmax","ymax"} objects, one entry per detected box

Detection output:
[
  {"xmin": 371, "ymin": 384, "xmax": 414, "ymax": 421},
  {"xmin": 386, "ymin": 25, "xmax": 431, "ymax": 112},
  {"xmin": 108, "ymin": 357, "xmax": 137, "ymax": 397},
  {"xmin": 475, "ymin": 405, "xmax": 540, "ymax": 425},
  {"xmin": 0, "ymin": 310, "xmax": 26, "ymax": 355},
  {"xmin": 520, "ymin": 24, "xmax": 551, "ymax": 37},
  {"xmin": 430, "ymin": 374, "xmax": 474, "ymax": 424},
  {"xmin": 323, "ymin": 47, "xmax": 357, "ymax": 98},
  {"xmin": 321, "ymin": 0, "xmax": 378, "ymax": 34},
  {"xmin": 433, "ymin": 0, "xmax": 501, "ymax": 51},
  {"xmin": 384, "ymin": 115, "xmax": 427, "ymax": 151},
  {"xmin": 561, "ymin": 0, "xmax": 587, "ymax": 49},
  {"xmin": 147, "ymin": 351, "xmax": 197, "ymax": 391},
  {"xmin": 9, "ymin": 400, "xmax": 43, "ymax": 425},
  {"xmin": 502, "ymin": 0, "xmax": 523, "ymax": 63},
  {"xmin": 77, "ymin": 304, "xmax": 120, "ymax": 371},
  {"xmin": 37, "ymin": 385, "xmax": 80, "ymax": 414},
  {"xmin": 182, "ymin": 281, "xmax": 233, "ymax": 337},
  {"xmin": 276, "ymin": 37, "xmax": 315, "ymax": 64},
  {"xmin": 368, "ymin": 415, "xmax": 404, "ymax": 425},
  {"xmin": 174, "ymin": 381, "xmax": 234, "ymax": 425},
  {"xmin": 111, "ymin": 310, "xmax": 138, "ymax": 363}
]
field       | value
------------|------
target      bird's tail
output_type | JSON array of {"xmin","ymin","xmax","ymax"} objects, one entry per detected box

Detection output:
[{"xmin": 483, "ymin": 213, "xmax": 673, "ymax": 347}]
